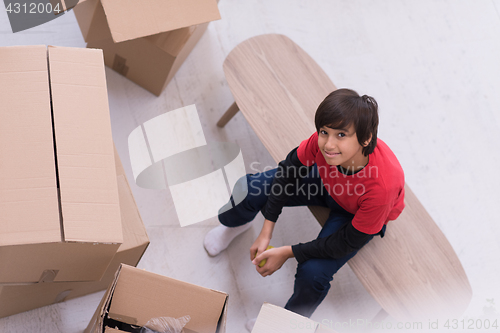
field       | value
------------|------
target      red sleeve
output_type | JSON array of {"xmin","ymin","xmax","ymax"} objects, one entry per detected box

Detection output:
[
  {"xmin": 352, "ymin": 195, "xmax": 392, "ymax": 235},
  {"xmin": 297, "ymin": 132, "xmax": 319, "ymax": 166},
  {"xmin": 388, "ymin": 186, "xmax": 405, "ymax": 221}
]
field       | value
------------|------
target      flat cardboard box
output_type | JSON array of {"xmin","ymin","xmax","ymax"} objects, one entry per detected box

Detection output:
[
  {"xmin": 0, "ymin": 45, "xmax": 122, "ymax": 284},
  {"xmin": 86, "ymin": 264, "xmax": 228, "ymax": 333},
  {"xmin": 0, "ymin": 146, "xmax": 149, "ymax": 319},
  {"xmin": 251, "ymin": 303, "xmax": 337, "ymax": 333},
  {"xmin": 73, "ymin": 0, "xmax": 221, "ymax": 96}
]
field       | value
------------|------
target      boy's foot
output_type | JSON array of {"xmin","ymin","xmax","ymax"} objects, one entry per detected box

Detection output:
[
  {"xmin": 245, "ymin": 317, "xmax": 257, "ymax": 332},
  {"xmin": 204, "ymin": 223, "xmax": 252, "ymax": 257}
]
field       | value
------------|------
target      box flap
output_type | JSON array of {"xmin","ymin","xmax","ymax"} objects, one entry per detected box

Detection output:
[
  {"xmin": 0, "ymin": 45, "xmax": 60, "ymax": 247},
  {"xmin": 114, "ymin": 146, "xmax": 149, "ymax": 252},
  {"xmin": 74, "ymin": 0, "xmax": 114, "ymax": 43},
  {"xmin": 145, "ymin": 26, "xmax": 196, "ymax": 57},
  {"xmin": 108, "ymin": 264, "xmax": 227, "ymax": 333},
  {"xmin": 47, "ymin": 46, "xmax": 122, "ymax": 244},
  {"xmin": 252, "ymin": 303, "xmax": 318, "ymax": 333},
  {"xmin": 86, "ymin": 264, "xmax": 124, "ymax": 333},
  {"xmin": 100, "ymin": 0, "xmax": 220, "ymax": 43},
  {"xmin": 315, "ymin": 324, "xmax": 338, "ymax": 333}
]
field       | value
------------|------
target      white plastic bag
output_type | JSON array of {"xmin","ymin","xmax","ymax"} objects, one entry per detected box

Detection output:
[{"xmin": 140, "ymin": 315, "xmax": 191, "ymax": 333}]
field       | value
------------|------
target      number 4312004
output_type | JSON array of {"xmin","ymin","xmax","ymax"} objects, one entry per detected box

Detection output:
[
  {"xmin": 444, "ymin": 318, "xmax": 498, "ymax": 330},
  {"xmin": 5, "ymin": 2, "xmax": 63, "ymax": 14}
]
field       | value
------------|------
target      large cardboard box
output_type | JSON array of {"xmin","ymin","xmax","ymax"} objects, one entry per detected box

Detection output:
[
  {"xmin": 0, "ymin": 146, "xmax": 150, "ymax": 319},
  {"xmin": 73, "ymin": 0, "xmax": 221, "ymax": 96},
  {"xmin": 0, "ymin": 45, "xmax": 122, "ymax": 284},
  {"xmin": 251, "ymin": 303, "xmax": 337, "ymax": 333},
  {"xmin": 86, "ymin": 264, "xmax": 228, "ymax": 333}
]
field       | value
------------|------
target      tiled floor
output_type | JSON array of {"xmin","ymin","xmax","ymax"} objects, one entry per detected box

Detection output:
[{"xmin": 1, "ymin": 1, "xmax": 500, "ymax": 332}]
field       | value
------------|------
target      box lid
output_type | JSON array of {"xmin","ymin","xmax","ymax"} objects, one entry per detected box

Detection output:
[
  {"xmin": 107, "ymin": 264, "xmax": 227, "ymax": 333},
  {"xmin": 0, "ymin": 45, "xmax": 122, "ymax": 283},
  {"xmin": 100, "ymin": 0, "xmax": 221, "ymax": 43},
  {"xmin": 251, "ymin": 303, "xmax": 337, "ymax": 333},
  {"xmin": 0, "ymin": 45, "xmax": 122, "ymax": 246}
]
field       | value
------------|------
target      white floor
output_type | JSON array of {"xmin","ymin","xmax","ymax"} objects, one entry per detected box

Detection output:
[{"xmin": 1, "ymin": 1, "xmax": 500, "ymax": 332}]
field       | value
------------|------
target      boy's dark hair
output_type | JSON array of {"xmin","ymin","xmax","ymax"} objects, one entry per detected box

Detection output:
[{"xmin": 315, "ymin": 88, "xmax": 379, "ymax": 156}]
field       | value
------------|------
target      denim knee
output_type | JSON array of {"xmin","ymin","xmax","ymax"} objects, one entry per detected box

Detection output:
[
  {"xmin": 243, "ymin": 171, "xmax": 275, "ymax": 209},
  {"xmin": 218, "ymin": 171, "xmax": 276, "ymax": 227}
]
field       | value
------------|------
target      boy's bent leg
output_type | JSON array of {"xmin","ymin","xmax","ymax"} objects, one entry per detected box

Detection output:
[
  {"xmin": 282, "ymin": 164, "xmax": 330, "ymax": 208},
  {"xmin": 284, "ymin": 254, "xmax": 356, "ymax": 317},
  {"xmin": 204, "ymin": 169, "xmax": 277, "ymax": 256},
  {"xmin": 219, "ymin": 164, "xmax": 328, "ymax": 227},
  {"xmin": 218, "ymin": 169, "xmax": 278, "ymax": 227},
  {"xmin": 284, "ymin": 213, "xmax": 374, "ymax": 317},
  {"xmin": 205, "ymin": 165, "xmax": 330, "ymax": 257}
]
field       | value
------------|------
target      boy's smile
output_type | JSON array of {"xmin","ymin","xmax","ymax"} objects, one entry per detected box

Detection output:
[{"xmin": 318, "ymin": 124, "xmax": 370, "ymax": 170}]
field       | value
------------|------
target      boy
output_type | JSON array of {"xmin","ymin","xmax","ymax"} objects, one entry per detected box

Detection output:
[{"xmin": 204, "ymin": 88, "xmax": 405, "ymax": 326}]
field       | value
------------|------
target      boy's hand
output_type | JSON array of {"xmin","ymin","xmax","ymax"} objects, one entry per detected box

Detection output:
[
  {"xmin": 250, "ymin": 234, "xmax": 271, "ymax": 261},
  {"xmin": 249, "ymin": 219, "xmax": 275, "ymax": 261},
  {"xmin": 252, "ymin": 246, "xmax": 294, "ymax": 277}
]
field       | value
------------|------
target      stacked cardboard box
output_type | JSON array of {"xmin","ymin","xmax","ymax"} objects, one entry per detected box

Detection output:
[
  {"xmin": 251, "ymin": 303, "xmax": 337, "ymax": 333},
  {"xmin": 73, "ymin": 0, "xmax": 221, "ymax": 96},
  {"xmin": 86, "ymin": 264, "xmax": 228, "ymax": 333},
  {"xmin": 0, "ymin": 145, "xmax": 150, "ymax": 318},
  {"xmin": 0, "ymin": 45, "xmax": 122, "ymax": 284},
  {"xmin": 0, "ymin": 45, "xmax": 149, "ymax": 318}
]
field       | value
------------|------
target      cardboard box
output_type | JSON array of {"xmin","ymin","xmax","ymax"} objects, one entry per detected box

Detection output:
[
  {"xmin": 73, "ymin": 0, "xmax": 221, "ymax": 96},
  {"xmin": 251, "ymin": 303, "xmax": 337, "ymax": 333},
  {"xmin": 0, "ymin": 146, "xmax": 150, "ymax": 319},
  {"xmin": 86, "ymin": 264, "xmax": 228, "ymax": 333},
  {"xmin": 0, "ymin": 45, "xmax": 122, "ymax": 284}
]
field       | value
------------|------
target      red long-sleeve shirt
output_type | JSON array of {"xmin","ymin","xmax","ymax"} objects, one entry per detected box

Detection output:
[
  {"xmin": 261, "ymin": 133, "xmax": 405, "ymax": 263},
  {"xmin": 297, "ymin": 133, "xmax": 405, "ymax": 235}
]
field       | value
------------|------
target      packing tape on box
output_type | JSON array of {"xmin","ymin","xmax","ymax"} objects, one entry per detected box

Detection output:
[
  {"xmin": 112, "ymin": 54, "xmax": 129, "ymax": 76},
  {"xmin": 128, "ymin": 105, "xmax": 247, "ymax": 227},
  {"xmin": 38, "ymin": 269, "xmax": 59, "ymax": 283},
  {"xmin": 54, "ymin": 289, "xmax": 72, "ymax": 303}
]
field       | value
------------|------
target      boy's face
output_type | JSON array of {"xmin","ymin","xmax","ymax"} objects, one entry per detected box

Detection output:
[{"xmin": 318, "ymin": 123, "xmax": 369, "ymax": 169}]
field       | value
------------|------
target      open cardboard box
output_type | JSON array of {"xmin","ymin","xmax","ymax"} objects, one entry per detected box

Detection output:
[
  {"xmin": 0, "ymin": 45, "xmax": 123, "ymax": 284},
  {"xmin": 0, "ymin": 145, "xmax": 150, "ymax": 319},
  {"xmin": 251, "ymin": 303, "xmax": 337, "ymax": 333},
  {"xmin": 73, "ymin": 0, "xmax": 221, "ymax": 96},
  {"xmin": 86, "ymin": 264, "xmax": 228, "ymax": 333}
]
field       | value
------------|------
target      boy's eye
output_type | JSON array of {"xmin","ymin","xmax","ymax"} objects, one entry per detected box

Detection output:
[
  {"xmin": 320, "ymin": 130, "xmax": 328, "ymax": 135},
  {"xmin": 338, "ymin": 132, "xmax": 346, "ymax": 138}
]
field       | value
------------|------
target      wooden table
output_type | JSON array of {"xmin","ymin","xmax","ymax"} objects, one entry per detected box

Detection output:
[{"xmin": 219, "ymin": 33, "xmax": 472, "ymax": 321}]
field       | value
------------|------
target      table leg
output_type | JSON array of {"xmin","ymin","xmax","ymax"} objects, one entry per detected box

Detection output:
[
  {"xmin": 217, "ymin": 101, "xmax": 239, "ymax": 127},
  {"xmin": 371, "ymin": 308, "xmax": 389, "ymax": 325}
]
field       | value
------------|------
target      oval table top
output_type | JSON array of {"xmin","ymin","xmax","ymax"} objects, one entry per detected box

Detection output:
[{"xmin": 223, "ymin": 33, "xmax": 472, "ymax": 321}]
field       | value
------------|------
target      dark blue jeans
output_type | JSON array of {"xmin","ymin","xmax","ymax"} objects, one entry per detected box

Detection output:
[{"xmin": 218, "ymin": 165, "xmax": 385, "ymax": 318}]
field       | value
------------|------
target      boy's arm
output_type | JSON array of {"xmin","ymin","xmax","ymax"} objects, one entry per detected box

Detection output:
[
  {"xmin": 260, "ymin": 147, "xmax": 313, "ymax": 222},
  {"xmin": 291, "ymin": 222, "xmax": 375, "ymax": 264},
  {"xmin": 291, "ymin": 200, "xmax": 391, "ymax": 263},
  {"xmin": 251, "ymin": 147, "xmax": 310, "ymax": 264}
]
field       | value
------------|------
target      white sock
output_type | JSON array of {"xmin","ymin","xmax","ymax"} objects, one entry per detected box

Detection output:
[
  {"xmin": 204, "ymin": 223, "xmax": 252, "ymax": 257},
  {"xmin": 245, "ymin": 317, "xmax": 257, "ymax": 332}
]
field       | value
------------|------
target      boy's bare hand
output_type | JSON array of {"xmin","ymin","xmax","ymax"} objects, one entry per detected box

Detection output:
[
  {"xmin": 250, "ymin": 219, "xmax": 275, "ymax": 261},
  {"xmin": 252, "ymin": 246, "xmax": 294, "ymax": 277},
  {"xmin": 250, "ymin": 234, "xmax": 271, "ymax": 261}
]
